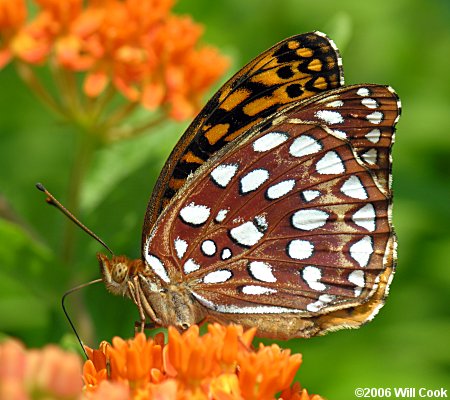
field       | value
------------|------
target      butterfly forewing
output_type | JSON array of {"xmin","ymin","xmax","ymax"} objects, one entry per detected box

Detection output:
[
  {"xmin": 143, "ymin": 85, "xmax": 399, "ymax": 334},
  {"xmin": 143, "ymin": 32, "xmax": 344, "ymax": 240}
]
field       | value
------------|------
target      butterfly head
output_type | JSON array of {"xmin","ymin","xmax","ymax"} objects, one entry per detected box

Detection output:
[
  {"xmin": 97, "ymin": 253, "xmax": 141, "ymax": 296},
  {"xmin": 97, "ymin": 253, "xmax": 207, "ymax": 330}
]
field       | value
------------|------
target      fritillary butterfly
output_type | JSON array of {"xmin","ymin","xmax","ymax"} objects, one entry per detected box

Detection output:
[{"xmin": 98, "ymin": 32, "xmax": 401, "ymax": 339}]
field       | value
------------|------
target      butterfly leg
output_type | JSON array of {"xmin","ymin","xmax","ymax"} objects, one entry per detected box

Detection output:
[
  {"xmin": 128, "ymin": 276, "xmax": 164, "ymax": 331},
  {"xmin": 134, "ymin": 321, "xmax": 156, "ymax": 333},
  {"xmin": 127, "ymin": 278, "xmax": 147, "ymax": 332}
]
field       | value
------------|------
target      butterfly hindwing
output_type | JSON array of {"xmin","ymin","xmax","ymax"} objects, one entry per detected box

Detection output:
[
  {"xmin": 289, "ymin": 84, "xmax": 401, "ymax": 194},
  {"xmin": 142, "ymin": 86, "xmax": 400, "ymax": 333}
]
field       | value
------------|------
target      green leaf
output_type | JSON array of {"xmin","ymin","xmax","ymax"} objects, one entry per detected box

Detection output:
[
  {"xmin": 80, "ymin": 122, "xmax": 183, "ymax": 214},
  {"xmin": 0, "ymin": 218, "xmax": 65, "ymax": 331}
]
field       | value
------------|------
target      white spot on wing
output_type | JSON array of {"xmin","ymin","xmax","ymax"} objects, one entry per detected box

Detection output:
[
  {"xmin": 254, "ymin": 215, "xmax": 268, "ymax": 231},
  {"xmin": 203, "ymin": 269, "xmax": 232, "ymax": 284},
  {"xmin": 350, "ymin": 236, "xmax": 373, "ymax": 267},
  {"xmin": 315, "ymin": 110, "xmax": 344, "ymax": 124},
  {"xmin": 365, "ymin": 128, "xmax": 381, "ymax": 143},
  {"xmin": 240, "ymin": 169, "xmax": 269, "ymax": 193},
  {"xmin": 287, "ymin": 239, "xmax": 314, "ymax": 260},
  {"xmin": 348, "ymin": 270, "xmax": 365, "ymax": 297},
  {"xmin": 146, "ymin": 254, "xmax": 170, "ymax": 283},
  {"xmin": 352, "ymin": 204, "xmax": 376, "ymax": 232},
  {"xmin": 340, "ymin": 175, "xmax": 368, "ymax": 199},
  {"xmin": 180, "ymin": 202, "xmax": 210, "ymax": 225},
  {"xmin": 221, "ymin": 248, "xmax": 232, "ymax": 260},
  {"xmin": 242, "ymin": 285, "xmax": 277, "ymax": 295},
  {"xmin": 292, "ymin": 209, "xmax": 329, "ymax": 230},
  {"xmin": 302, "ymin": 190, "xmax": 321, "ymax": 202},
  {"xmin": 367, "ymin": 111, "xmax": 383, "ymax": 124},
  {"xmin": 362, "ymin": 148, "xmax": 377, "ymax": 165},
  {"xmin": 248, "ymin": 261, "xmax": 276, "ymax": 283},
  {"xmin": 191, "ymin": 291, "xmax": 306, "ymax": 314},
  {"xmin": 306, "ymin": 294, "xmax": 335, "ymax": 312},
  {"xmin": 289, "ymin": 135, "xmax": 322, "ymax": 158},
  {"xmin": 174, "ymin": 238, "xmax": 188, "ymax": 259},
  {"xmin": 326, "ymin": 100, "xmax": 344, "ymax": 108},
  {"xmin": 201, "ymin": 240, "xmax": 216, "ymax": 256},
  {"xmin": 362, "ymin": 98, "xmax": 379, "ymax": 109},
  {"xmin": 215, "ymin": 209, "xmax": 229, "ymax": 223},
  {"xmin": 357, "ymin": 87, "xmax": 370, "ymax": 96},
  {"xmin": 183, "ymin": 258, "xmax": 200, "ymax": 274},
  {"xmin": 266, "ymin": 179, "xmax": 295, "ymax": 200},
  {"xmin": 333, "ymin": 129, "xmax": 347, "ymax": 139},
  {"xmin": 253, "ymin": 131, "xmax": 289, "ymax": 152},
  {"xmin": 210, "ymin": 164, "xmax": 238, "ymax": 188},
  {"xmin": 230, "ymin": 221, "xmax": 264, "ymax": 246},
  {"xmin": 302, "ymin": 266, "xmax": 326, "ymax": 291},
  {"xmin": 316, "ymin": 151, "xmax": 345, "ymax": 175}
]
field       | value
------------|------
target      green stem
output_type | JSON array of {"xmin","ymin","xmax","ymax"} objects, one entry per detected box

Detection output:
[
  {"xmin": 106, "ymin": 111, "xmax": 167, "ymax": 142},
  {"xmin": 15, "ymin": 62, "xmax": 67, "ymax": 119},
  {"xmin": 86, "ymin": 84, "xmax": 116, "ymax": 125},
  {"xmin": 104, "ymin": 100, "xmax": 139, "ymax": 128}
]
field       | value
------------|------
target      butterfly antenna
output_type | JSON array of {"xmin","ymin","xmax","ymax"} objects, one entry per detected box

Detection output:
[
  {"xmin": 62, "ymin": 279, "xmax": 103, "ymax": 359},
  {"xmin": 36, "ymin": 183, "xmax": 113, "ymax": 256}
]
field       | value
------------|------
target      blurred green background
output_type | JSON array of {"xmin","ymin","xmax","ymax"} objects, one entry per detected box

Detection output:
[{"xmin": 1, "ymin": 0, "xmax": 449, "ymax": 398}]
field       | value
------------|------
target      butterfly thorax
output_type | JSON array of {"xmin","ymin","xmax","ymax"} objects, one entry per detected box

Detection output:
[{"xmin": 97, "ymin": 253, "xmax": 206, "ymax": 330}]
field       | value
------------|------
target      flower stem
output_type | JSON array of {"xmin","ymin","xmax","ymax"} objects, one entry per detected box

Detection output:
[
  {"xmin": 107, "ymin": 112, "xmax": 167, "ymax": 142},
  {"xmin": 15, "ymin": 61, "xmax": 67, "ymax": 119}
]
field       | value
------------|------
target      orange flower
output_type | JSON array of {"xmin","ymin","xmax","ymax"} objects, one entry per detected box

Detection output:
[
  {"xmin": 26, "ymin": 344, "xmax": 83, "ymax": 398},
  {"xmin": 0, "ymin": 0, "xmax": 27, "ymax": 67},
  {"xmin": 83, "ymin": 324, "xmax": 324, "ymax": 400},
  {"xmin": 0, "ymin": 0, "xmax": 229, "ymax": 128},
  {"xmin": 0, "ymin": 326, "xmax": 324, "ymax": 400},
  {"xmin": 280, "ymin": 383, "xmax": 326, "ymax": 400},
  {"xmin": 10, "ymin": 0, "xmax": 84, "ymax": 64},
  {"xmin": 85, "ymin": 380, "xmax": 131, "ymax": 400},
  {"xmin": 0, "ymin": 338, "xmax": 83, "ymax": 400},
  {"xmin": 238, "ymin": 344, "xmax": 302, "ymax": 400},
  {"xmin": 0, "ymin": 339, "xmax": 27, "ymax": 399}
]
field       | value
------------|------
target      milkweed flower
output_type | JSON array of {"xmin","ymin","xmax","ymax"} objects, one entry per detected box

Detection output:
[
  {"xmin": 0, "ymin": 0, "xmax": 27, "ymax": 67},
  {"xmin": 0, "ymin": 325, "xmax": 324, "ymax": 399},
  {"xmin": 0, "ymin": 0, "xmax": 229, "ymax": 140},
  {"xmin": 83, "ymin": 324, "xmax": 325, "ymax": 400},
  {"xmin": 0, "ymin": 338, "xmax": 83, "ymax": 400}
]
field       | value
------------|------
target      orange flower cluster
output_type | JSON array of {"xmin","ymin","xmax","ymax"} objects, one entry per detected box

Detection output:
[
  {"xmin": 0, "ymin": 338, "xmax": 83, "ymax": 400},
  {"xmin": 83, "ymin": 324, "xmax": 325, "ymax": 400},
  {"xmin": 0, "ymin": 0, "xmax": 229, "ymax": 121}
]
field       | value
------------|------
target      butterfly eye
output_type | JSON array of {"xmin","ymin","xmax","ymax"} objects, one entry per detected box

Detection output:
[{"xmin": 112, "ymin": 263, "xmax": 128, "ymax": 283}]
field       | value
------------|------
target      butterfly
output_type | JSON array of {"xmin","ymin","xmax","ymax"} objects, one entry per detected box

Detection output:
[{"xmin": 98, "ymin": 31, "xmax": 401, "ymax": 339}]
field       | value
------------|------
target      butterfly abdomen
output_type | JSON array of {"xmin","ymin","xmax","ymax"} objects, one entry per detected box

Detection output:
[{"xmin": 138, "ymin": 281, "xmax": 207, "ymax": 330}]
